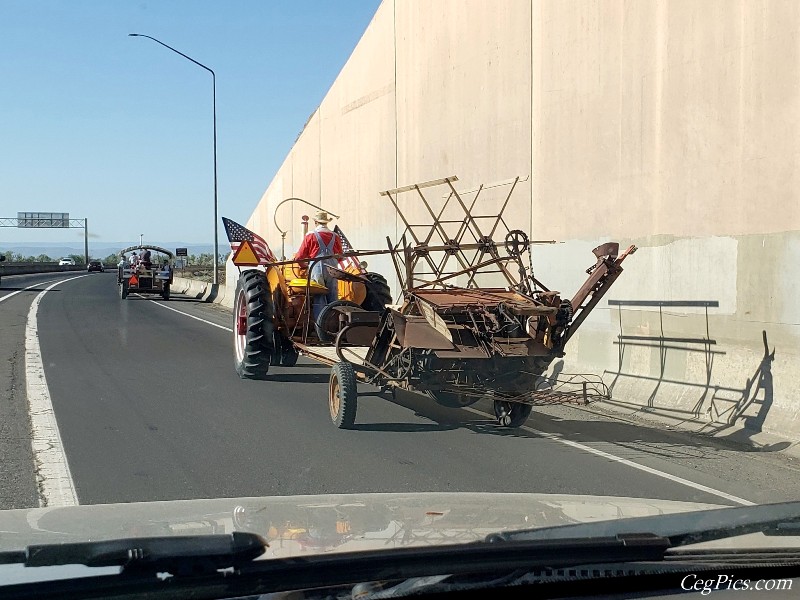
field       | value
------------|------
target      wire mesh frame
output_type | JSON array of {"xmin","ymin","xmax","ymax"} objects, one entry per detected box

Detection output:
[
  {"xmin": 439, "ymin": 372, "xmax": 611, "ymax": 407},
  {"xmin": 380, "ymin": 177, "xmax": 527, "ymax": 291}
]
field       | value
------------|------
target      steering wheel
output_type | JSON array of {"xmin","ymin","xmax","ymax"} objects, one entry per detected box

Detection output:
[{"xmin": 504, "ymin": 230, "xmax": 529, "ymax": 257}]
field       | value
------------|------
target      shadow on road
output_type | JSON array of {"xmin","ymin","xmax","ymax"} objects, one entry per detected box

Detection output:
[
  {"xmin": 168, "ymin": 297, "xmax": 212, "ymax": 304},
  {"xmin": 0, "ymin": 287, "xmax": 60, "ymax": 293},
  {"xmin": 531, "ymin": 410, "xmax": 790, "ymax": 456},
  {"xmin": 355, "ymin": 388, "xmax": 790, "ymax": 453},
  {"xmin": 264, "ymin": 373, "xmax": 331, "ymax": 384},
  {"xmin": 354, "ymin": 389, "xmax": 539, "ymax": 439}
]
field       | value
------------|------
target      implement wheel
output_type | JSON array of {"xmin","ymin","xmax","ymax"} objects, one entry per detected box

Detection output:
[
  {"xmin": 233, "ymin": 270, "xmax": 275, "ymax": 379},
  {"xmin": 494, "ymin": 400, "xmax": 532, "ymax": 428},
  {"xmin": 329, "ymin": 362, "xmax": 357, "ymax": 429}
]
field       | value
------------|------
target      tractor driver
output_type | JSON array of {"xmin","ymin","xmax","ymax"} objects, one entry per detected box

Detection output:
[{"xmin": 293, "ymin": 210, "xmax": 342, "ymax": 322}]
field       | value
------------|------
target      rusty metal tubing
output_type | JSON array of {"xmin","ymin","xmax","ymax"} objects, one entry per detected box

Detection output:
[
  {"xmin": 273, "ymin": 198, "xmax": 339, "ymax": 238},
  {"xmin": 412, "ymin": 255, "xmax": 519, "ymax": 290},
  {"xmin": 258, "ymin": 241, "xmax": 557, "ymax": 271},
  {"xmin": 333, "ymin": 324, "xmax": 405, "ymax": 384}
]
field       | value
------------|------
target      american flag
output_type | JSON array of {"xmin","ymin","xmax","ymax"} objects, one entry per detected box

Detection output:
[
  {"xmin": 334, "ymin": 225, "xmax": 366, "ymax": 274},
  {"xmin": 222, "ymin": 217, "xmax": 277, "ymax": 264}
]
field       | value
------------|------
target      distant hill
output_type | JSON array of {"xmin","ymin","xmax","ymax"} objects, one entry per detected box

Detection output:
[{"xmin": 2, "ymin": 242, "xmax": 218, "ymax": 258}]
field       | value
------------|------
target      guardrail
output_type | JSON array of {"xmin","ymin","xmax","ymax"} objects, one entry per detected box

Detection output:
[{"xmin": 0, "ymin": 263, "xmax": 88, "ymax": 276}]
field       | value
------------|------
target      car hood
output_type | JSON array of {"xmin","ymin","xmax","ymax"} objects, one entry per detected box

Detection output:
[{"xmin": 0, "ymin": 492, "xmax": 725, "ymax": 557}]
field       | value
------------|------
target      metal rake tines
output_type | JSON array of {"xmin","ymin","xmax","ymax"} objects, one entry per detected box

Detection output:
[
  {"xmin": 384, "ymin": 176, "xmax": 527, "ymax": 290},
  {"xmin": 528, "ymin": 372, "xmax": 611, "ymax": 405}
]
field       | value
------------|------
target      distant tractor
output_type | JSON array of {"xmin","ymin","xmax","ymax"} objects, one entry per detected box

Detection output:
[{"xmin": 117, "ymin": 245, "xmax": 175, "ymax": 300}]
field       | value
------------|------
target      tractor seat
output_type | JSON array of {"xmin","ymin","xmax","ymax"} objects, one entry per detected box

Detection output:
[{"xmin": 287, "ymin": 278, "xmax": 329, "ymax": 295}]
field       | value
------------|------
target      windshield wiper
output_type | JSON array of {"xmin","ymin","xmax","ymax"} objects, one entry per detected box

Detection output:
[
  {"xmin": 485, "ymin": 500, "xmax": 800, "ymax": 547},
  {"xmin": 0, "ymin": 532, "xmax": 266, "ymax": 574}
]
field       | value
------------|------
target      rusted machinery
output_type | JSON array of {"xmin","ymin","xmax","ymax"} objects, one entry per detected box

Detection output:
[{"xmin": 227, "ymin": 175, "xmax": 635, "ymax": 430}]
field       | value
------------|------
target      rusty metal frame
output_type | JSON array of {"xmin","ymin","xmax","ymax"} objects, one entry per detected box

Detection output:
[{"xmin": 379, "ymin": 176, "xmax": 552, "ymax": 293}]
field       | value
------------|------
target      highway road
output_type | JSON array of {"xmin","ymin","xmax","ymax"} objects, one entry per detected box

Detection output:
[{"xmin": 2, "ymin": 271, "xmax": 800, "ymax": 510}]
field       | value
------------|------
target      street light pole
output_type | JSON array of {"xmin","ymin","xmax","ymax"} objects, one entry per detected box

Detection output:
[
  {"xmin": 129, "ymin": 33, "xmax": 219, "ymax": 285},
  {"xmin": 140, "ymin": 233, "xmax": 144, "ymax": 246}
]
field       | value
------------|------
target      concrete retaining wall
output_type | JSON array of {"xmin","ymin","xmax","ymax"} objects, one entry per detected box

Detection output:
[
  {"xmin": 232, "ymin": 0, "xmax": 800, "ymax": 442},
  {"xmin": 171, "ymin": 275, "xmax": 234, "ymax": 309}
]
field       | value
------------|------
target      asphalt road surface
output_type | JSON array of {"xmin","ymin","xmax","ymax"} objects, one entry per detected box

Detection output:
[{"xmin": 2, "ymin": 271, "xmax": 800, "ymax": 510}]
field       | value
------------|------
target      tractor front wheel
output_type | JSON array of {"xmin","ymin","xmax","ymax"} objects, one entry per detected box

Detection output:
[
  {"xmin": 315, "ymin": 300, "xmax": 362, "ymax": 343},
  {"xmin": 271, "ymin": 330, "xmax": 299, "ymax": 367}
]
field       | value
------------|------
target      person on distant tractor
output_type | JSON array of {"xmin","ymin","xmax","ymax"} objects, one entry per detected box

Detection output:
[
  {"xmin": 141, "ymin": 249, "xmax": 152, "ymax": 268},
  {"xmin": 293, "ymin": 210, "xmax": 342, "ymax": 322}
]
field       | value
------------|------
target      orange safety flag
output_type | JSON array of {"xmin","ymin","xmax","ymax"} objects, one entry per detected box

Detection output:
[{"xmin": 129, "ymin": 274, "xmax": 139, "ymax": 286}]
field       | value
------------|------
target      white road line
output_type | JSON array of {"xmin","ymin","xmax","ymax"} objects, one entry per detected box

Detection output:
[
  {"xmin": 25, "ymin": 275, "xmax": 88, "ymax": 507},
  {"xmin": 142, "ymin": 290, "xmax": 753, "ymax": 507},
  {"xmin": 138, "ymin": 295, "xmax": 233, "ymax": 332},
  {"xmin": 462, "ymin": 406, "xmax": 754, "ymax": 506},
  {"xmin": 0, "ymin": 277, "xmax": 61, "ymax": 304}
]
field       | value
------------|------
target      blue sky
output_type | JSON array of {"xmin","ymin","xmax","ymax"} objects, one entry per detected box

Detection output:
[{"xmin": 0, "ymin": 0, "xmax": 381, "ymax": 247}]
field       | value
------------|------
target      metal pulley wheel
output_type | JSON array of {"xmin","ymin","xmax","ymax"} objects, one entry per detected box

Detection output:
[{"xmin": 504, "ymin": 230, "xmax": 529, "ymax": 257}]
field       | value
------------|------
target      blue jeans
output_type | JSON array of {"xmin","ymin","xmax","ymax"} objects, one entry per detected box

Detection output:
[{"xmin": 312, "ymin": 277, "xmax": 339, "ymax": 323}]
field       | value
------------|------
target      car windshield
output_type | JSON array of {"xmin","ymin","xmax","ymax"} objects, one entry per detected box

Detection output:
[{"xmin": 1, "ymin": 1, "xmax": 799, "ymax": 596}]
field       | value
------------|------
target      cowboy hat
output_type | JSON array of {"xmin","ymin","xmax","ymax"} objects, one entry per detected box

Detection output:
[{"xmin": 313, "ymin": 210, "xmax": 333, "ymax": 223}]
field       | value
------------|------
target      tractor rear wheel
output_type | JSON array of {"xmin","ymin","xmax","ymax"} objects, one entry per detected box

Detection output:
[
  {"xmin": 161, "ymin": 283, "xmax": 170, "ymax": 300},
  {"xmin": 119, "ymin": 280, "xmax": 128, "ymax": 299},
  {"xmin": 361, "ymin": 272, "xmax": 393, "ymax": 311},
  {"xmin": 329, "ymin": 362, "xmax": 357, "ymax": 429},
  {"xmin": 233, "ymin": 270, "xmax": 275, "ymax": 379}
]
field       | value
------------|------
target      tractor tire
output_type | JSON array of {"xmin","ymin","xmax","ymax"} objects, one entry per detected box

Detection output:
[
  {"xmin": 281, "ymin": 344, "xmax": 299, "ymax": 367},
  {"xmin": 270, "ymin": 330, "xmax": 283, "ymax": 366},
  {"xmin": 361, "ymin": 272, "xmax": 393, "ymax": 312},
  {"xmin": 315, "ymin": 300, "xmax": 362, "ymax": 343},
  {"xmin": 329, "ymin": 362, "xmax": 357, "ymax": 429},
  {"xmin": 162, "ymin": 283, "xmax": 170, "ymax": 300},
  {"xmin": 119, "ymin": 280, "xmax": 128, "ymax": 299},
  {"xmin": 233, "ymin": 270, "xmax": 275, "ymax": 379},
  {"xmin": 493, "ymin": 400, "xmax": 533, "ymax": 428}
]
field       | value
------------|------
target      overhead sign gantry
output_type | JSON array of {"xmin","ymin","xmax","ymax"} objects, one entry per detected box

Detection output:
[{"xmin": 0, "ymin": 213, "xmax": 90, "ymax": 264}]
